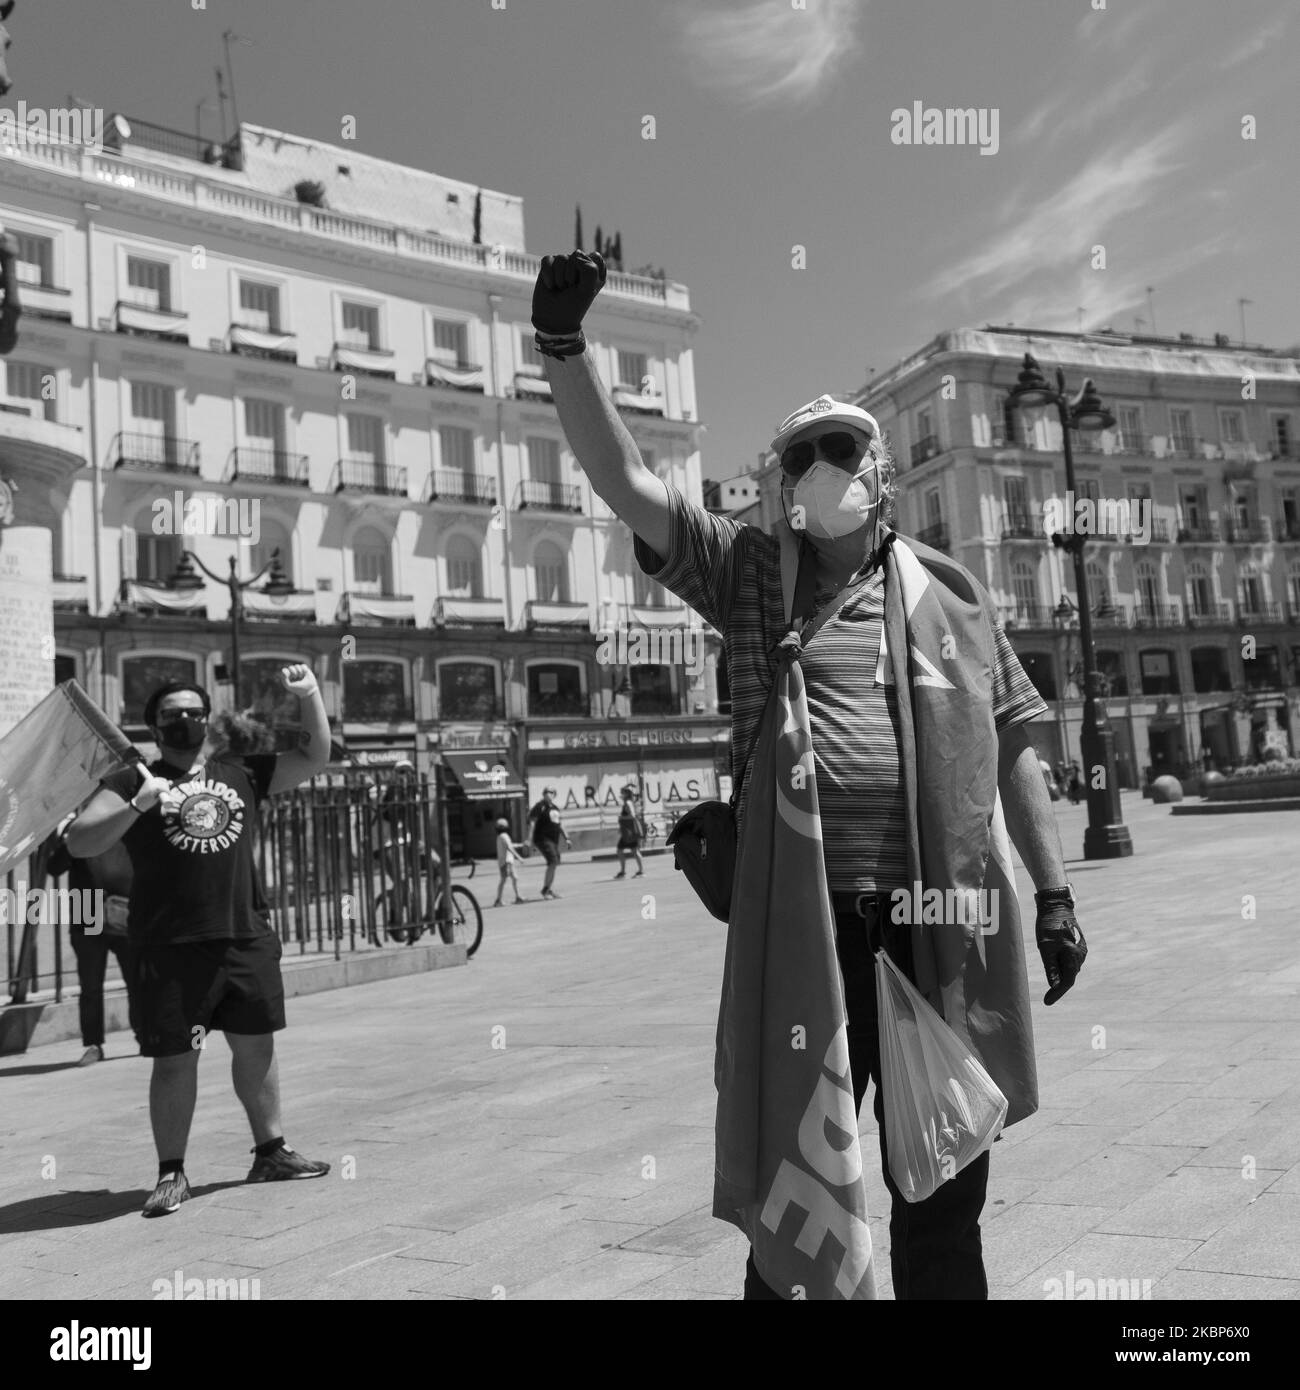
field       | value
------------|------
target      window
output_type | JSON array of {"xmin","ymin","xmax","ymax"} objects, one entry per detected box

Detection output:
[
  {"xmin": 1221, "ymin": 410, "xmax": 1244, "ymax": 445},
  {"xmin": 616, "ymin": 350, "xmax": 649, "ymax": 390},
  {"xmin": 519, "ymin": 332, "xmax": 542, "ymax": 371},
  {"xmin": 1186, "ymin": 563, "xmax": 1212, "ymax": 617},
  {"xmin": 1135, "ymin": 562, "xmax": 1160, "ymax": 616},
  {"xmin": 4, "ymin": 362, "xmax": 57, "ymax": 421},
  {"xmin": 341, "ymin": 301, "xmax": 380, "ymax": 350},
  {"xmin": 136, "ymin": 532, "xmax": 182, "ymax": 583},
  {"xmin": 632, "ymin": 567, "xmax": 669, "ymax": 607},
  {"xmin": 917, "ymin": 406, "xmax": 933, "ymax": 442},
  {"xmin": 630, "ymin": 665, "xmax": 676, "ymax": 716},
  {"xmin": 439, "ymin": 425, "xmax": 475, "ymax": 475},
  {"xmin": 238, "ymin": 280, "xmax": 281, "ymax": 333},
  {"xmin": 1117, "ymin": 406, "xmax": 1143, "ymax": 452},
  {"xmin": 121, "ymin": 655, "xmax": 198, "ymax": 724},
  {"xmin": 1232, "ymin": 486, "xmax": 1255, "ymax": 528},
  {"xmin": 1242, "ymin": 646, "xmax": 1281, "ymax": 691},
  {"xmin": 344, "ymin": 660, "xmax": 411, "ymax": 721},
  {"xmin": 129, "ymin": 381, "xmax": 175, "ymax": 433},
  {"xmin": 244, "ymin": 399, "xmax": 286, "ymax": 453},
  {"xmin": 1016, "ymin": 651, "xmax": 1056, "ymax": 701},
  {"xmin": 439, "ymin": 660, "xmax": 500, "ymax": 720},
  {"xmin": 1004, "ymin": 477, "xmax": 1028, "ymax": 527},
  {"xmin": 533, "ymin": 540, "xmax": 568, "ymax": 603},
  {"xmin": 527, "ymin": 662, "xmax": 586, "ymax": 717},
  {"xmin": 1239, "ymin": 573, "xmax": 1263, "ymax": 614},
  {"xmin": 527, "ymin": 436, "xmax": 562, "ymax": 486},
  {"xmin": 250, "ymin": 518, "xmax": 292, "ymax": 585},
  {"xmin": 12, "ymin": 231, "xmax": 54, "ymax": 286},
  {"xmin": 446, "ymin": 535, "xmax": 483, "ymax": 598},
  {"xmin": 1179, "ymin": 486, "xmax": 1207, "ymax": 529},
  {"xmin": 1138, "ymin": 649, "xmax": 1179, "ymax": 696},
  {"xmin": 1169, "ymin": 409, "xmax": 1194, "ymax": 454},
  {"xmin": 1273, "ymin": 416, "xmax": 1292, "ymax": 457},
  {"xmin": 352, "ymin": 526, "xmax": 392, "ymax": 594},
  {"xmin": 1095, "ymin": 650, "xmax": 1127, "ymax": 698},
  {"xmin": 431, "ymin": 318, "xmax": 469, "ymax": 367},
  {"xmin": 346, "ymin": 413, "xmax": 385, "ymax": 463},
  {"xmin": 1086, "ymin": 559, "xmax": 1109, "ymax": 607},
  {"xmin": 1191, "ymin": 648, "xmax": 1231, "ymax": 694},
  {"xmin": 126, "ymin": 257, "xmax": 172, "ymax": 311},
  {"xmin": 1011, "ymin": 560, "xmax": 1037, "ymax": 617},
  {"xmin": 924, "ymin": 488, "xmax": 942, "ymax": 529}
]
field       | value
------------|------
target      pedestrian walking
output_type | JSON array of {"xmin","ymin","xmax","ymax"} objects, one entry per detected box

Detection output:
[
  {"xmin": 1068, "ymin": 760, "xmax": 1083, "ymax": 804},
  {"xmin": 44, "ymin": 815, "xmax": 140, "ymax": 1066},
  {"xmin": 614, "ymin": 787, "xmax": 644, "ymax": 878},
  {"xmin": 528, "ymin": 787, "xmax": 571, "ymax": 900},
  {"xmin": 492, "ymin": 818, "xmax": 527, "ymax": 906},
  {"xmin": 531, "ymin": 249, "xmax": 1088, "ymax": 1300},
  {"xmin": 66, "ymin": 668, "xmax": 334, "ymax": 1217}
]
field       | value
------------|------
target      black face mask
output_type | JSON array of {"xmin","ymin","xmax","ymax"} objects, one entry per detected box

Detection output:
[{"xmin": 156, "ymin": 719, "xmax": 207, "ymax": 750}]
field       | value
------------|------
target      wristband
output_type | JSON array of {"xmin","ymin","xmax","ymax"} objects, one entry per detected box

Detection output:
[
  {"xmin": 535, "ymin": 331, "xmax": 586, "ymax": 360},
  {"xmin": 128, "ymin": 795, "xmax": 145, "ymax": 814}
]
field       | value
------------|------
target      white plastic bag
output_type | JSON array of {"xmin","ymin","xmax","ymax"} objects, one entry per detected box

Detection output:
[{"xmin": 875, "ymin": 948, "xmax": 1008, "ymax": 1204}]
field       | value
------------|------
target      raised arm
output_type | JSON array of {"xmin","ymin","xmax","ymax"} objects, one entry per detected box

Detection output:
[{"xmin": 534, "ymin": 252, "xmax": 671, "ymax": 559}]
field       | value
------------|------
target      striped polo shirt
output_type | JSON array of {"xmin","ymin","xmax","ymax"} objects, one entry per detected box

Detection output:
[{"xmin": 633, "ymin": 484, "xmax": 1048, "ymax": 892}]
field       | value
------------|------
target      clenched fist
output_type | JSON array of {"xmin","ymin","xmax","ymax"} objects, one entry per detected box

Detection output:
[
  {"xmin": 532, "ymin": 250, "xmax": 607, "ymax": 337},
  {"xmin": 279, "ymin": 663, "xmax": 320, "ymax": 698},
  {"xmin": 132, "ymin": 764, "xmax": 173, "ymax": 812}
]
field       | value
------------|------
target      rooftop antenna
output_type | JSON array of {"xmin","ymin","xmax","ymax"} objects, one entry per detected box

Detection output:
[
  {"xmin": 215, "ymin": 67, "xmax": 228, "ymax": 144},
  {"xmin": 1146, "ymin": 286, "xmax": 1157, "ymax": 336},
  {"xmin": 222, "ymin": 30, "xmax": 255, "ymax": 134},
  {"xmin": 1238, "ymin": 297, "xmax": 1253, "ymax": 347}
]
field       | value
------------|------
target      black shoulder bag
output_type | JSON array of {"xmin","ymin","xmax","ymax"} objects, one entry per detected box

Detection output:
[{"xmin": 666, "ymin": 537, "xmax": 878, "ymax": 922}]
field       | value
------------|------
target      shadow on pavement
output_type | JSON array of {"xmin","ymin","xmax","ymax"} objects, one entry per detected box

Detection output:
[
  {"xmin": 0, "ymin": 1057, "xmax": 136, "ymax": 1079},
  {"xmin": 0, "ymin": 1181, "xmax": 248, "ymax": 1232}
]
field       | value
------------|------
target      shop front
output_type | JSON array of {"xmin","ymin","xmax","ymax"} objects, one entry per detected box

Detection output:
[
  {"xmin": 433, "ymin": 723, "xmax": 524, "ymax": 860},
  {"xmin": 523, "ymin": 720, "xmax": 731, "ymax": 852}
]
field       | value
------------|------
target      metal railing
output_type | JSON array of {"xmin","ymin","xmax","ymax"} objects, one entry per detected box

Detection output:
[
  {"xmin": 1176, "ymin": 521, "xmax": 1220, "ymax": 543},
  {"xmin": 1001, "ymin": 512, "xmax": 1041, "ymax": 540},
  {"xmin": 424, "ymin": 470, "xmax": 497, "ymax": 505},
  {"xmin": 110, "ymin": 430, "xmax": 200, "ymax": 473},
  {"xmin": 1224, "ymin": 520, "xmax": 1270, "ymax": 544},
  {"xmin": 910, "ymin": 435, "xmax": 941, "ymax": 467},
  {"xmin": 915, "ymin": 521, "xmax": 949, "ymax": 551},
  {"xmin": 224, "ymin": 447, "xmax": 310, "ymax": 486},
  {"xmin": 1132, "ymin": 603, "xmax": 1182, "ymax": 629},
  {"xmin": 330, "ymin": 458, "xmax": 408, "ymax": 496},
  {"xmin": 1236, "ymin": 602, "xmax": 1284, "ymax": 625},
  {"xmin": 1001, "ymin": 602, "xmax": 1053, "ymax": 628},
  {"xmin": 1186, "ymin": 601, "xmax": 1234, "ymax": 628},
  {"xmin": 513, "ymin": 479, "xmax": 583, "ymax": 512}
]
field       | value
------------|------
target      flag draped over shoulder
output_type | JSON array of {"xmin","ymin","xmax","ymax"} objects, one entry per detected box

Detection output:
[
  {"xmin": 0, "ymin": 681, "xmax": 141, "ymax": 876},
  {"xmin": 713, "ymin": 632, "xmax": 876, "ymax": 1302}
]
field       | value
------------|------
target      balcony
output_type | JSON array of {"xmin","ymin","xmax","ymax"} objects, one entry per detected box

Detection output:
[
  {"xmin": 1112, "ymin": 431, "xmax": 1147, "ymax": 456},
  {"xmin": 1237, "ymin": 602, "xmax": 1284, "ymax": 627},
  {"xmin": 242, "ymin": 588, "xmax": 317, "ymax": 623},
  {"xmin": 1133, "ymin": 602, "xmax": 1182, "ymax": 630},
  {"xmin": 0, "ymin": 402, "xmax": 88, "ymax": 486},
  {"xmin": 524, "ymin": 600, "xmax": 591, "ymax": 631},
  {"xmin": 1223, "ymin": 520, "xmax": 1270, "ymax": 544},
  {"xmin": 1165, "ymin": 434, "xmax": 1199, "ymax": 458},
  {"xmin": 111, "ymin": 431, "xmax": 200, "ymax": 474},
  {"xmin": 915, "ymin": 521, "xmax": 950, "ymax": 552},
  {"xmin": 432, "ymin": 596, "xmax": 507, "ymax": 628},
  {"xmin": 1092, "ymin": 605, "xmax": 1134, "ymax": 629},
  {"xmin": 330, "ymin": 341, "xmax": 396, "ymax": 379},
  {"xmin": 113, "ymin": 300, "xmax": 190, "ymax": 344},
  {"xmin": 227, "ymin": 324, "xmax": 298, "ymax": 364},
  {"xmin": 425, "ymin": 358, "xmax": 485, "ymax": 393},
  {"xmin": 12, "ymin": 281, "xmax": 73, "ymax": 324},
  {"xmin": 1120, "ymin": 517, "xmax": 1170, "ymax": 543},
  {"xmin": 1001, "ymin": 512, "xmax": 1041, "ymax": 541},
  {"xmin": 116, "ymin": 578, "xmax": 208, "ymax": 618},
  {"xmin": 627, "ymin": 604, "xmax": 690, "ymax": 630},
  {"xmin": 1000, "ymin": 603, "xmax": 1054, "ymax": 630},
  {"xmin": 334, "ymin": 591, "xmax": 416, "ymax": 626},
  {"xmin": 513, "ymin": 479, "xmax": 583, "ymax": 514},
  {"xmin": 1186, "ymin": 601, "xmax": 1234, "ymax": 628},
  {"xmin": 223, "ymin": 448, "xmax": 309, "ymax": 487},
  {"xmin": 910, "ymin": 435, "xmax": 941, "ymax": 468},
  {"xmin": 52, "ymin": 574, "xmax": 89, "ymax": 612},
  {"xmin": 1277, "ymin": 517, "xmax": 1300, "ymax": 543},
  {"xmin": 423, "ymin": 470, "xmax": 497, "ymax": 506},
  {"xmin": 1176, "ymin": 521, "xmax": 1220, "ymax": 544},
  {"xmin": 330, "ymin": 458, "xmax": 408, "ymax": 497},
  {"xmin": 612, "ymin": 384, "xmax": 666, "ymax": 416},
  {"xmin": 513, "ymin": 371, "xmax": 552, "ymax": 401}
]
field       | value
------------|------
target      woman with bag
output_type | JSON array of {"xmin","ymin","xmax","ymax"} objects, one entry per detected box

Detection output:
[{"xmin": 613, "ymin": 788, "xmax": 644, "ymax": 878}]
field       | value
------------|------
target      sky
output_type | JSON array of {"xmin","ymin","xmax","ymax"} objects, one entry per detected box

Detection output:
[{"xmin": 10, "ymin": 0, "xmax": 1299, "ymax": 479}]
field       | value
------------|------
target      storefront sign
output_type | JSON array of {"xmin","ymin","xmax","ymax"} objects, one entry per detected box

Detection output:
[
  {"xmin": 436, "ymin": 724, "xmax": 513, "ymax": 750},
  {"xmin": 527, "ymin": 724, "xmax": 728, "ymax": 752},
  {"xmin": 526, "ymin": 764, "xmax": 717, "ymax": 834}
]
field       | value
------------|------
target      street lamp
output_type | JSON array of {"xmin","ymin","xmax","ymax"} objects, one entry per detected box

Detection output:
[
  {"xmin": 168, "ymin": 546, "xmax": 294, "ymax": 704},
  {"xmin": 1008, "ymin": 353, "xmax": 1134, "ymax": 858}
]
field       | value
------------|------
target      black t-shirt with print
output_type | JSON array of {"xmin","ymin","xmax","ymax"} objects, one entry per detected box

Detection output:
[
  {"xmin": 100, "ymin": 755, "xmax": 277, "ymax": 944},
  {"xmin": 530, "ymin": 800, "xmax": 561, "ymax": 845}
]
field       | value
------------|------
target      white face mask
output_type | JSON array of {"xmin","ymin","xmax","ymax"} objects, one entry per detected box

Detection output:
[{"xmin": 786, "ymin": 459, "xmax": 879, "ymax": 540}]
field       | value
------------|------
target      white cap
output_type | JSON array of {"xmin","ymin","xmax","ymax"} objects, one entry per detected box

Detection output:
[{"xmin": 770, "ymin": 394, "xmax": 882, "ymax": 457}]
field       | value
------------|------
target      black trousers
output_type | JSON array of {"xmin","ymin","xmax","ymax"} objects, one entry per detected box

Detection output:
[
  {"xmin": 743, "ymin": 903, "xmax": 990, "ymax": 1300},
  {"xmin": 69, "ymin": 931, "xmax": 139, "ymax": 1049}
]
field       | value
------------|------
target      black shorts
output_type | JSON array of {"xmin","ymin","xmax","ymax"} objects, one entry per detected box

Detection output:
[
  {"xmin": 134, "ymin": 931, "xmax": 286, "ymax": 1058},
  {"xmin": 536, "ymin": 840, "xmax": 561, "ymax": 867},
  {"xmin": 617, "ymin": 836, "xmax": 640, "ymax": 850}
]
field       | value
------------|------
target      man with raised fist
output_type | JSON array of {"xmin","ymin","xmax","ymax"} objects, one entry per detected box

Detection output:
[
  {"xmin": 68, "ymin": 666, "xmax": 333, "ymax": 1217},
  {"xmin": 532, "ymin": 250, "xmax": 1087, "ymax": 1300}
]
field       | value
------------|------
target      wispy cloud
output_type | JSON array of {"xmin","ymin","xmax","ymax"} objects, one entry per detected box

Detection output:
[
  {"xmin": 1217, "ymin": 11, "xmax": 1289, "ymax": 68},
  {"xmin": 1013, "ymin": 51, "xmax": 1155, "ymax": 148},
  {"xmin": 674, "ymin": 0, "xmax": 865, "ymax": 109},
  {"xmin": 926, "ymin": 118, "xmax": 1197, "ymax": 305}
]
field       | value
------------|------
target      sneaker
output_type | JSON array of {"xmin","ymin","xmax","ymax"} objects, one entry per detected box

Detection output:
[
  {"xmin": 614, "ymin": 871, "xmax": 626, "ymax": 879},
  {"xmin": 77, "ymin": 1045, "xmax": 104, "ymax": 1067},
  {"xmin": 142, "ymin": 1171, "xmax": 191, "ymax": 1218},
  {"xmin": 541, "ymin": 889, "xmax": 561, "ymax": 900},
  {"xmin": 246, "ymin": 1145, "xmax": 330, "ymax": 1183}
]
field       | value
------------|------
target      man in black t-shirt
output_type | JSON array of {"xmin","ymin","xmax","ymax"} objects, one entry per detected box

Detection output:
[
  {"xmin": 528, "ymin": 787, "xmax": 571, "ymax": 900},
  {"xmin": 68, "ymin": 667, "xmax": 333, "ymax": 1217}
]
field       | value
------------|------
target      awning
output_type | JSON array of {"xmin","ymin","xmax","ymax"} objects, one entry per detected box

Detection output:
[{"xmin": 442, "ymin": 751, "xmax": 526, "ymax": 800}]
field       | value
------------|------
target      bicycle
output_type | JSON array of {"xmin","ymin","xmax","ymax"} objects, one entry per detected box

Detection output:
[{"xmin": 371, "ymin": 836, "xmax": 483, "ymax": 957}]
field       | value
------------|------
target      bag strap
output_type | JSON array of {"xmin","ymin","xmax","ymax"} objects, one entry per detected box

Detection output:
[{"xmin": 727, "ymin": 535, "xmax": 875, "ymax": 810}]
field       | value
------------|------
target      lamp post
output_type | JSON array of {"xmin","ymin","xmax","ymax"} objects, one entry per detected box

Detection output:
[
  {"xmin": 1008, "ymin": 354, "xmax": 1133, "ymax": 858},
  {"xmin": 168, "ymin": 547, "xmax": 294, "ymax": 705}
]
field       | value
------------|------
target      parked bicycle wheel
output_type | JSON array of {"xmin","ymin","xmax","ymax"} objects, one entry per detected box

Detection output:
[
  {"xmin": 374, "ymin": 885, "xmax": 423, "ymax": 945},
  {"xmin": 438, "ymin": 883, "xmax": 483, "ymax": 958}
]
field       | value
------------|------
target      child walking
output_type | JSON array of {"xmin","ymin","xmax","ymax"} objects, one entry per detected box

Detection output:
[{"xmin": 493, "ymin": 818, "xmax": 527, "ymax": 906}]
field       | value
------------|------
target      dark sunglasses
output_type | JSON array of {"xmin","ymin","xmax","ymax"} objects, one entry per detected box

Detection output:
[
  {"xmin": 780, "ymin": 431, "xmax": 869, "ymax": 477},
  {"xmin": 157, "ymin": 708, "xmax": 207, "ymax": 725}
]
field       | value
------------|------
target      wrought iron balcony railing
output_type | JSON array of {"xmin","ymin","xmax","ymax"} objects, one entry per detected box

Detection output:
[
  {"xmin": 1132, "ymin": 602, "xmax": 1182, "ymax": 629},
  {"xmin": 910, "ymin": 435, "xmax": 941, "ymax": 467},
  {"xmin": 329, "ymin": 458, "xmax": 408, "ymax": 497},
  {"xmin": 1236, "ymin": 602, "xmax": 1284, "ymax": 626},
  {"xmin": 1176, "ymin": 521, "xmax": 1220, "ymax": 543},
  {"xmin": 223, "ymin": 448, "xmax": 310, "ymax": 487},
  {"xmin": 1185, "ymin": 601, "xmax": 1234, "ymax": 628},
  {"xmin": 915, "ymin": 521, "xmax": 949, "ymax": 552},
  {"xmin": 1001, "ymin": 603, "xmax": 1053, "ymax": 628},
  {"xmin": 110, "ymin": 430, "xmax": 200, "ymax": 474},
  {"xmin": 1001, "ymin": 512, "xmax": 1041, "ymax": 540},
  {"xmin": 424, "ymin": 470, "xmax": 497, "ymax": 506},
  {"xmin": 513, "ymin": 479, "xmax": 583, "ymax": 513},
  {"xmin": 1223, "ymin": 520, "xmax": 1270, "ymax": 544}
]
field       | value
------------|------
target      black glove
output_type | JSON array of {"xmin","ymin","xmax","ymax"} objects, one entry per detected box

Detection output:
[
  {"xmin": 1035, "ymin": 903, "xmax": 1087, "ymax": 1005},
  {"xmin": 531, "ymin": 250, "xmax": 607, "ymax": 337}
]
